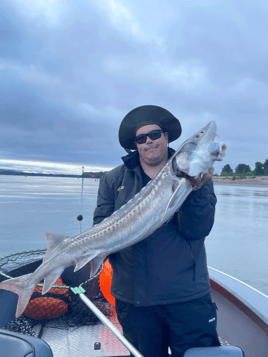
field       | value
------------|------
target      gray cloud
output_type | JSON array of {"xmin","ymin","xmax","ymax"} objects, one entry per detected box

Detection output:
[{"xmin": 1, "ymin": 0, "xmax": 268, "ymax": 173}]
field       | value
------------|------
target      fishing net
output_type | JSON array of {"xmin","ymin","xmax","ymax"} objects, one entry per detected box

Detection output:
[{"xmin": 0, "ymin": 250, "xmax": 114, "ymax": 337}]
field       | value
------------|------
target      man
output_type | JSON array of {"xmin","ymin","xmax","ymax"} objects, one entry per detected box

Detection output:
[{"xmin": 93, "ymin": 105, "xmax": 220, "ymax": 357}]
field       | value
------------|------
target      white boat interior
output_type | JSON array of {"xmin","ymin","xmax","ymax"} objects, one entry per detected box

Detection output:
[{"xmin": 0, "ymin": 267, "xmax": 267, "ymax": 356}]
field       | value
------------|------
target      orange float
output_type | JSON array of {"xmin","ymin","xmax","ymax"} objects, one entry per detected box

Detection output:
[
  {"xmin": 99, "ymin": 260, "xmax": 115, "ymax": 306},
  {"xmin": 24, "ymin": 277, "xmax": 71, "ymax": 320}
]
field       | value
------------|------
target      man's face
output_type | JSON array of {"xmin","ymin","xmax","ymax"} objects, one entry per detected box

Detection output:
[{"xmin": 135, "ymin": 124, "xmax": 169, "ymax": 166}]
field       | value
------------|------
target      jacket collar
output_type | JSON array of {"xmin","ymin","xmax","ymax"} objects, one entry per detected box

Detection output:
[{"xmin": 121, "ymin": 147, "xmax": 176, "ymax": 171}]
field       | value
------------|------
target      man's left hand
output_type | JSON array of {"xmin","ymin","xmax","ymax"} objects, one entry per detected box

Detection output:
[{"xmin": 192, "ymin": 167, "xmax": 214, "ymax": 191}]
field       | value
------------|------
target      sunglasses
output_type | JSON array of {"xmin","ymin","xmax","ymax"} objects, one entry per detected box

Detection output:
[{"xmin": 135, "ymin": 129, "xmax": 163, "ymax": 145}]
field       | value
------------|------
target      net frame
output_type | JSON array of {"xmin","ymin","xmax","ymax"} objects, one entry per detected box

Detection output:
[
  {"xmin": 0, "ymin": 249, "xmax": 111, "ymax": 336},
  {"xmin": 0, "ymin": 249, "xmax": 103, "ymax": 289}
]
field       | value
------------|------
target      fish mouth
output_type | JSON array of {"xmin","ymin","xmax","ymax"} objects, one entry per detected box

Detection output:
[{"xmin": 209, "ymin": 142, "xmax": 227, "ymax": 161}]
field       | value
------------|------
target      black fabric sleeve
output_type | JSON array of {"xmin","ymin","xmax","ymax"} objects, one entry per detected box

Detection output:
[
  {"xmin": 93, "ymin": 174, "xmax": 115, "ymax": 225},
  {"xmin": 177, "ymin": 179, "xmax": 217, "ymax": 240}
]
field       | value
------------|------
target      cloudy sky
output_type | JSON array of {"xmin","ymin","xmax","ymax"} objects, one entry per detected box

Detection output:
[{"xmin": 1, "ymin": 0, "xmax": 268, "ymax": 175}]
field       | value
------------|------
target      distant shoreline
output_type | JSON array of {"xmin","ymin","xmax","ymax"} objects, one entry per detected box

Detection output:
[
  {"xmin": 2, "ymin": 169, "xmax": 268, "ymax": 188},
  {"xmin": 0, "ymin": 169, "xmax": 106, "ymax": 179},
  {"xmin": 0, "ymin": 173, "xmax": 80, "ymax": 178},
  {"xmin": 213, "ymin": 176, "xmax": 268, "ymax": 188}
]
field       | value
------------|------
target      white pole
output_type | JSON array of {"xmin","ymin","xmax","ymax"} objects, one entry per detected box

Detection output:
[{"xmin": 79, "ymin": 293, "xmax": 144, "ymax": 357}]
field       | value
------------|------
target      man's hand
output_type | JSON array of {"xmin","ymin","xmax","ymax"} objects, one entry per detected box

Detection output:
[{"xmin": 192, "ymin": 167, "xmax": 214, "ymax": 191}]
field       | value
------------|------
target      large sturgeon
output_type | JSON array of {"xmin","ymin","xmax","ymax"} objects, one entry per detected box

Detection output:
[{"xmin": 0, "ymin": 121, "xmax": 226, "ymax": 318}]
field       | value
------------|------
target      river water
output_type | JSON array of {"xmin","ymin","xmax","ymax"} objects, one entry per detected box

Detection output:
[{"xmin": 0, "ymin": 176, "xmax": 267, "ymax": 295}]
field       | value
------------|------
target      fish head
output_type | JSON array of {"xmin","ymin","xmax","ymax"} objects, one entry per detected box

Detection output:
[{"xmin": 172, "ymin": 121, "xmax": 226, "ymax": 178}]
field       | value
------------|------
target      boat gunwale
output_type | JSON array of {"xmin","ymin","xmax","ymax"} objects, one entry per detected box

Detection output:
[{"xmin": 209, "ymin": 266, "xmax": 268, "ymax": 336}]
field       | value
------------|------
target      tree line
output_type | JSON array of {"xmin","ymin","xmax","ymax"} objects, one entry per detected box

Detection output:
[
  {"xmin": 82, "ymin": 171, "xmax": 106, "ymax": 178},
  {"xmin": 220, "ymin": 160, "xmax": 268, "ymax": 176}
]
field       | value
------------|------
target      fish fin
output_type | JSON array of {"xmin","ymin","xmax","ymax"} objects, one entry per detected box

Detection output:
[
  {"xmin": 73, "ymin": 254, "xmax": 104, "ymax": 277},
  {"xmin": 73, "ymin": 255, "xmax": 93, "ymax": 272},
  {"xmin": 43, "ymin": 232, "xmax": 71, "ymax": 262},
  {"xmin": 0, "ymin": 273, "xmax": 36, "ymax": 318},
  {"xmin": 161, "ymin": 181, "xmax": 183, "ymax": 223},
  {"xmin": 89, "ymin": 255, "xmax": 105, "ymax": 278},
  {"xmin": 42, "ymin": 267, "xmax": 64, "ymax": 295},
  {"xmin": 164, "ymin": 214, "xmax": 175, "ymax": 225}
]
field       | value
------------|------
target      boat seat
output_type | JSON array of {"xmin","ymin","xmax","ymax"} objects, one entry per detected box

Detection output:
[
  {"xmin": 0, "ymin": 329, "xmax": 53, "ymax": 357},
  {"xmin": 183, "ymin": 346, "xmax": 244, "ymax": 356}
]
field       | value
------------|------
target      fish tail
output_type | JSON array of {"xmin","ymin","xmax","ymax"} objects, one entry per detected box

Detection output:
[{"xmin": 0, "ymin": 274, "xmax": 36, "ymax": 318}]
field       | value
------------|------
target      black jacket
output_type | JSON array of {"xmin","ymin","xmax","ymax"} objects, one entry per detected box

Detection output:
[{"xmin": 93, "ymin": 149, "xmax": 217, "ymax": 306}]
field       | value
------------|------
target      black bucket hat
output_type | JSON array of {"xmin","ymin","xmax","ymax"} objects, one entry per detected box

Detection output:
[{"xmin": 118, "ymin": 105, "xmax": 182, "ymax": 150}]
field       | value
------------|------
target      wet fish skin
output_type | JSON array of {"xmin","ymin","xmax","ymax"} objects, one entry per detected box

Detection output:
[{"xmin": 0, "ymin": 121, "xmax": 226, "ymax": 318}]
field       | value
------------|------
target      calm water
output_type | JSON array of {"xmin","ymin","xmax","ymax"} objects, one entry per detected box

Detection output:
[{"xmin": 0, "ymin": 176, "xmax": 267, "ymax": 295}]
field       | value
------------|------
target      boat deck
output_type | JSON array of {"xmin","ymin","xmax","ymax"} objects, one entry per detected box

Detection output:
[
  {"xmin": 1, "ymin": 267, "xmax": 268, "ymax": 357},
  {"xmin": 34, "ymin": 315, "xmax": 129, "ymax": 357},
  {"xmin": 32, "ymin": 311, "xmax": 231, "ymax": 357},
  {"xmin": 35, "ymin": 269, "xmax": 268, "ymax": 357}
]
